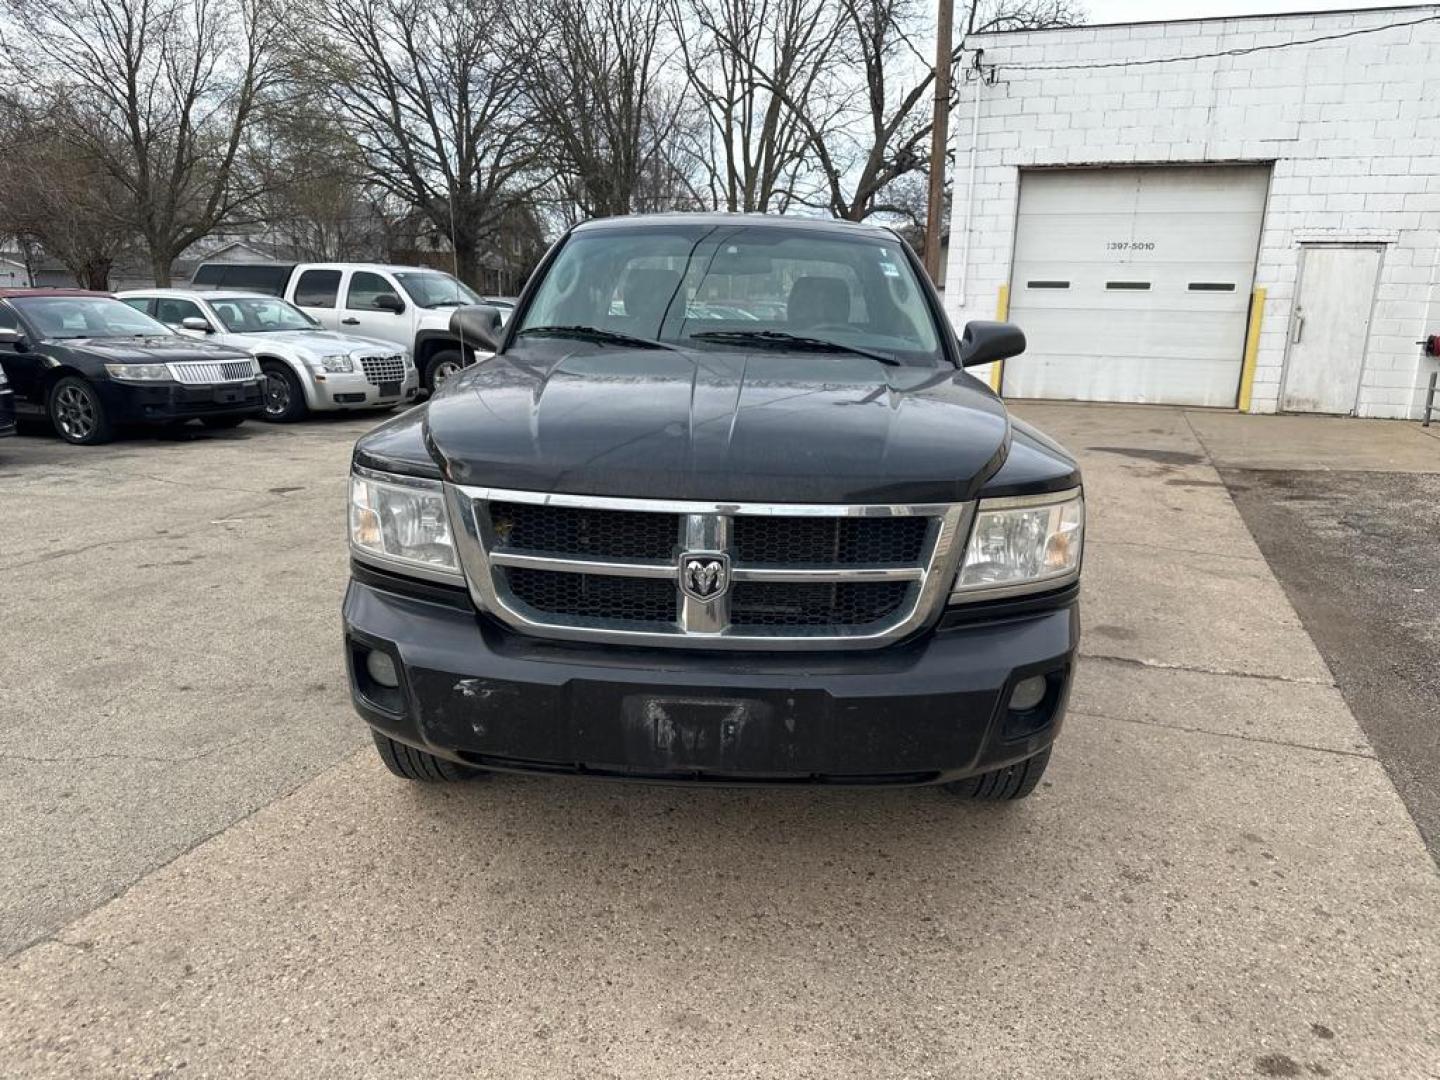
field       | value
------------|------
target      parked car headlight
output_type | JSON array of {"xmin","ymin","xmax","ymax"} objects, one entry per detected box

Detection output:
[
  {"xmin": 951, "ymin": 489, "xmax": 1083, "ymax": 600},
  {"xmin": 350, "ymin": 470, "xmax": 461, "ymax": 578},
  {"xmin": 309, "ymin": 353, "xmax": 353, "ymax": 374},
  {"xmin": 0, "ymin": 366, "xmax": 8, "ymax": 388},
  {"xmin": 104, "ymin": 363, "xmax": 172, "ymax": 382}
]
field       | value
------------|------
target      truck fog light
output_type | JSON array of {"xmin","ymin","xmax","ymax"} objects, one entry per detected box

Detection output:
[
  {"xmin": 1008, "ymin": 675, "xmax": 1047, "ymax": 712},
  {"xmin": 365, "ymin": 649, "xmax": 400, "ymax": 689}
]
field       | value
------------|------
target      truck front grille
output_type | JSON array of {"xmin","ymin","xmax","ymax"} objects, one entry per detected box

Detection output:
[
  {"xmin": 490, "ymin": 501, "xmax": 677, "ymax": 561},
  {"xmin": 729, "ymin": 580, "xmax": 911, "ymax": 629},
  {"xmin": 360, "ymin": 355, "xmax": 406, "ymax": 385},
  {"xmin": 505, "ymin": 568, "xmax": 678, "ymax": 625},
  {"xmin": 447, "ymin": 486, "xmax": 972, "ymax": 650},
  {"xmin": 167, "ymin": 359, "xmax": 259, "ymax": 385}
]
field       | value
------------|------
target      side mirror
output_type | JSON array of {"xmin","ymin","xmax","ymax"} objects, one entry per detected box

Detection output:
[
  {"xmin": 0, "ymin": 327, "xmax": 27, "ymax": 352},
  {"xmin": 374, "ymin": 293, "xmax": 405, "ymax": 314},
  {"xmin": 180, "ymin": 316, "xmax": 213, "ymax": 333},
  {"xmin": 958, "ymin": 320, "xmax": 1026, "ymax": 368},
  {"xmin": 449, "ymin": 304, "xmax": 504, "ymax": 352}
]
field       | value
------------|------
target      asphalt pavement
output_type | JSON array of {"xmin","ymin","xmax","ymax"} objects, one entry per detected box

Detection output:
[{"xmin": 1, "ymin": 405, "xmax": 1437, "ymax": 1079}]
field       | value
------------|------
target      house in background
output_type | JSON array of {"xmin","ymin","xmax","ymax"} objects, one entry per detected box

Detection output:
[{"xmin": 945, "ymin": 5, "xmax": 1440, "ymax": 418}]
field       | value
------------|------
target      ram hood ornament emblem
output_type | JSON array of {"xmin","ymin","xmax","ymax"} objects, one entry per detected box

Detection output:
[{"xmin": 680, "ymin": 552, "xmax": 730, "ymax": 602}]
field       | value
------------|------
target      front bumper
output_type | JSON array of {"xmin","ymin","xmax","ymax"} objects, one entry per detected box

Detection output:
[
  {"xmin": 101, "ymin": 378, "xmax": 264, "ymax": 423},
  {"xmin": 343, "ymin": 574, "xmax": 1078, "ymax": 786},
  {"xmin": 314, "ymin": 369, "xmax": 420, "ymax": 411},
  {"xmin": 0, "ymin": 390, "xmax": 14, "ymax": 437}
]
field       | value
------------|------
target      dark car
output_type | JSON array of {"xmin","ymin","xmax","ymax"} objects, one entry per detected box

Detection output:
[
  {"xmin": 343, "ymin": 214, "xmax": 1083, "ymax": 799},
  {"xmin": 0, "ymin": 357, "xmax": 14, "ymax": 439},
  {"xmin": 0, "ymin": 290, "xmax": 264, "ymax": 445}
]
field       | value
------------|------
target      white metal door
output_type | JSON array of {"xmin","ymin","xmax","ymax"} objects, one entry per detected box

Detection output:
[
  {"xmin": 1279, "ymin": 245, "xmax": 1382, "ymax": 415},
  {"xmin": 1004, "ymin": 165, "xmax": 1270, "ymax": 407}
]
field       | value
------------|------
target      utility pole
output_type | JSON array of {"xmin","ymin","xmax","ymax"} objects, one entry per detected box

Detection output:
[{"xmin": 923, "ymin": 0, "xmax": 955, "ymax": 284}]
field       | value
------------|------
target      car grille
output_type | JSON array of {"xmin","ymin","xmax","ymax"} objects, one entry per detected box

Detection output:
[
  {"xmin": 360, "ymin": 355, "xmax": 406, "ymax": 385},
  {"xmin": 449, "ymin": 488, "xmax": 970, "ymax": 649},
  {"xmin": 167, "ymin": 360, "xmax": 259, "ymax": 385}
]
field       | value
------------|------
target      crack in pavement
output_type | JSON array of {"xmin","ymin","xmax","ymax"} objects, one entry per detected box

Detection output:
[
  {"xmin": 0, "ymin": 737, "xmax": 249, "ymax": 767},
  {"xmin": 1069, "ymin": 707, "xmax": 1378, "ymax": 761},
  {"xmin": 0, "ymin": 495, "xmax": 293, "ymax": 574},
  {"xmin": 1086, "ymin": 537, "xmax": 1265, "ymax": 562},
  {"xmin": 1079, "ymin": 652, "xmax": 1336, "ymax": 687}
]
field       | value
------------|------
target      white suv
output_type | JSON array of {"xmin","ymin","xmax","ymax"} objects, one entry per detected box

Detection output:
[
  {"xmin": 120, "ymin": 289, "xmax": 419, "ymax": 422},
  {"xmin": 190, "ymin": 262, "xmax": 509, "ymax": 390}
]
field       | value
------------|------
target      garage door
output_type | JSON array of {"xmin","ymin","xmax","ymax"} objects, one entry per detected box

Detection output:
[{"xmin": 1003, "ymin": 165, "xmax": 1270, "ymax": 407}]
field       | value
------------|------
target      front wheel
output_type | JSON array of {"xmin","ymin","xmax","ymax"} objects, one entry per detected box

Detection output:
[
  {"xmin": 372, "ymin": 731, "xmax": 486, "ymax": 782},
  {"xmin": 260, "ymin": 363, "xmax": 308, "ymax": 423},
  {"xmin": 49, "ymin": 376, "xmax": 113, "ymax": 445},
  {"xmin": 423, "ymin": 349, "xmax": 465, "ymax": 391},
  {"xmin": 942, "ymin": 747, "xmax": 1052, "ymax": 800}
]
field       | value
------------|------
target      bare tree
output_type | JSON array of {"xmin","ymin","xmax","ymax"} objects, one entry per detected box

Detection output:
[
  {"xmin": 671, "ymin": 0, "xmax": 846, "ymax": 213},
  {"xmin": 299, "ymin": 0, "xmax": 539, "ymax": 285},
  {"xmin": 697, "ymin": 0, "xmax": 1078, "ymax": 222},
  {"xmin": 0, "ymin": 95, "xmax": 137, "ymax": 289},
  {"xmin": 0, "ymin": 0, "xmax": 286, "ymax": 284},
  {"xmin": 517, "ymin": 0, "xmax": 695, "ymax": 219},
  {"xmin": 246, "ymin": 111, "xmax": 385, "ymax": 260}
]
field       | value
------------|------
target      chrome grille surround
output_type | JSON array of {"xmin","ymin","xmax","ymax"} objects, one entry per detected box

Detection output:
[
  {"xmin": 359, "ymin": 354, "xmax": 406, "ymax": 385},
  {"xmin": 167, "ymin": 359, "xmax": 260, "ymax": 385},
  {"xmin": 445, "ymin": 484, "xmax": 973, "ymax": 650}
]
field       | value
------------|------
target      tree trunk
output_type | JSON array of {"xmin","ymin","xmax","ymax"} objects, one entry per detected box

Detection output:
[
  {"xmin": 150, "ymin": 248, "xmax": 175, "ymax": 288},
  {"xmin": 78, "ymin": 258, "xmax": 113, "ymax": 291},
  {"xmin": 452, "ymin": 236, "xmax": 480, "ymax": 289}
]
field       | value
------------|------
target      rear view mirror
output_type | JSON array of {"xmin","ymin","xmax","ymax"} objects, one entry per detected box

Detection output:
[
  {"xmin": 180, "ymin": 316, "xmax": 212, "ymax": 333},
  {"xmin": 958, "ymin": 320, "xmax": 1026, "ymax": 368},
  {"xmin": 375, "ymin": 293, "xmax": 405, "ymax": 314},
  {"xmin": 450, "ymin": 304, "xmax": 504, "ymax": 352},
  {"xmin": 0, "ymin": 327, "xmax": 27, "ymax": 352}
]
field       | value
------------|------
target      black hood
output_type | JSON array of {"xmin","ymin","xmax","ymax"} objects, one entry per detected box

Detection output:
[
  {"xmin": 54, "ymin": 335, "xmax": 254, "ymax": 363},
  {"xmin": 415, "ymin": 343, "xmax": 1011, "ymax": 504}
]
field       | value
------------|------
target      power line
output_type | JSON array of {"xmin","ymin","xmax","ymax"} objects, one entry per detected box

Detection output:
[{"xmin": 1000, "ymin": 9, "xmax": 1440, "ymax": 72}]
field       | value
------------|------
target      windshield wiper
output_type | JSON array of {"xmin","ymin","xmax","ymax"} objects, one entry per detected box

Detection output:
[
  {"xmin": 518, "ymin": 325, "xmax": 675, "ymax": 350},
  {"xmin": 688, "ymin": 329, "xmax": 899, "ymax": 366}
]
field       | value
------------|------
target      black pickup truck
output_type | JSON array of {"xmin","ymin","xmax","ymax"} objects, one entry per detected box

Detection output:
[{"xmin": 343, "ymin": 214, "xmax": 1083, "ymax": 798}]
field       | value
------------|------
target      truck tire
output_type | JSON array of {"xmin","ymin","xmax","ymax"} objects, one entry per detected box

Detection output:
[
  {"xmin": 371, "ymin": 731, "xmax": 486, "ymax": 782},
  {"xmin": 423, "ymin": 349, "xmax": 465, "ymax": 391},
  {"xmin": 260, "ymin": 362, "xmax": 308, "ymax": 422},
  {"xmin": 942, "ymin": 747, "xmax": 1051, "ymax": 800},
  {"xmin": 49, "ymin": 376, "xmax": 114, "ymax": 445}
]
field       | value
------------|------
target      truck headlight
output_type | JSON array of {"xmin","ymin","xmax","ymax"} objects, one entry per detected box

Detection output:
[
  {"xmin": 350, "ymin": 470, "xmax": 461, "ymax": 579},
  {"xmin": 310, "ymin": 354, "xmax": 354, "ymax": 374},
  {"xmin": 951, "ymin": 488, "xmax": 1083, "ymax": 600},
  {"xmin": 104, "ymin": 363, "xmax": 172, "ymax": 382}
]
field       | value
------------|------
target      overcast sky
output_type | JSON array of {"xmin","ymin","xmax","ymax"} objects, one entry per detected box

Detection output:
[{"xmin": 1082, "ymin": 0, "xmax": 1435, "ymax": 22}]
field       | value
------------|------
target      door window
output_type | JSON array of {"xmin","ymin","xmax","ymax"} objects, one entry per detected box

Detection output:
[
  {"xmin": 295, "ymin": 269, "xmax": 342, "ymax": 308},
  {"xmin": 346, "ymin": 271, "xmax": 402, "ymax": 312},
  {"xmin": 121, "ymin": 298, "xmax": 156, "ymax": 316},
  {"xmin": 155, "ymin": 298, "xmax": 205, "ymax": 326},
  {"xmin": 0, "ymin": 304, "xmax": 18, "ymax": 332}
]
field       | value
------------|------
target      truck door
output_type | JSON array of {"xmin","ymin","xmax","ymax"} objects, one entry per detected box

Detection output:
[
  {"xmin": 340, "ymin": 270, "xmax": 412, "ymax": 351},
  {"xmin": 291, "ymin": 268, "xmax": 344, "ymax": 332}
]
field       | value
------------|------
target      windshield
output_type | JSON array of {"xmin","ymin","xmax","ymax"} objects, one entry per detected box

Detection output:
[
  {"xmin": 13, "ymin": 296, "xmax": 174, "ymax": 340},
  {"xmin": 394, "ymin": 272, "xmax": 482, "ymax": 308},
  {"xmin": 209, "ymin": 297, "xmax": 318, "ymax": 334},
  {"xmin": 518, "ymin": 224, "xmax": 942, "ymax": 365}
]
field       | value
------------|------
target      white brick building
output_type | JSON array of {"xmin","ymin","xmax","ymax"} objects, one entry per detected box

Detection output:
[{"xmin": 944, "ymin": 5, "xmax": 1440, "ymax": 417}]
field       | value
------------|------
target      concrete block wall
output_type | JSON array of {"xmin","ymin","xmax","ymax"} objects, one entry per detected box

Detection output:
[{"xmin": 944, "ymin": 7, "xmax": 1440, "ymax": 418}]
